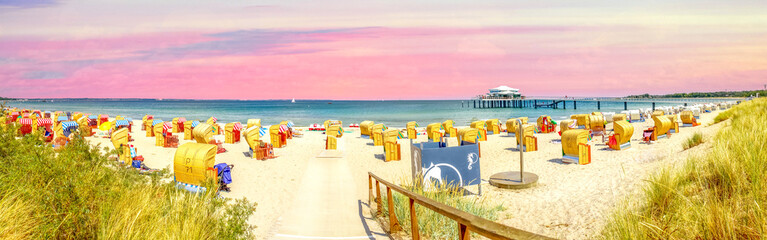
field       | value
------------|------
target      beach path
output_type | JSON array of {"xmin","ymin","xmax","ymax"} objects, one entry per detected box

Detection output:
[{"xmin": 272, "ymin": 154, "xmax": 388, "ymax": 240}]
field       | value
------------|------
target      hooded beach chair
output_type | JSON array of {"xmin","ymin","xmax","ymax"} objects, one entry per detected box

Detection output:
[
  {"xmin": 608, "ymin": 121, "xmax": 634, "ymax": 150},
  {"xmin": 323, "ymin": 120, "xmax": 342, "ymax": 132},
  {"xmin": 425, "ymin": 123, "xmax": 442, "ymax": 143},
  {"xmin": 172, "ymin": 118, "xmax": 181, "ymax": 133},
  {"xmin": 469, "ymin": 121, "xmax": 487, "ymax": 141},
  {"xmin": 206, "ymin": 117, "xmax": 221, "ymax": 135},
  {"xmin": 589, "ymin": 114, "xmax": 606, "ymax": 141},
  {"xmin": 77, "ymin": 116, "xmax": 93, "ymax": 137},
  {"xmin": 562, "ymin": 129, "xmax": 591, "ymax": 165},
  {"xmin": 194, "ymin": 123, "xmax": 226, "ymax": 153},
  {"xmin": 406, "ymin": 121, "xmax": 418, "ymax": 139},
  {"xmin": 360, "ymin": 121, "xmax": 375, "ymax": 138},
  {"xmin": 246, "ymin": 119, "xmax": 261, "ymax": 130},
  {"xmin": 225, "ymin": 122, "xmax": 242, "ymax": 144},
  {"xmin": 536, "ymin": 115, "xmax": 556, "ymax": 133},
  {"xmin": 613, "ymin": 114, "xmax": 627, "ymax": 123},
  {"xmin": 457, "ymin": 128, "xmax": 482, "ymax": 157},
  {"xmin": 371, "ymin": 123, "xmax": 388, "ymax": 146},
  {"xmin": 88, "ymin": 115, "xmax": 98, "ymax": 129},
  {"xmin": 649, "ymin": 115, "xmax": 671, "ymax": 141},
  {"xmin": 18, "ymin": 118, "xmax": 32, "ymax": 136},
  {"xmin": 35, "ymin": 118, "xmax": 53, "ymax": 142},
  {"xmin": 326, "ymin": 125, "xmax": 344, "ymax": 150},
  {"xmin": 486, "ymin": 119, "xmax": 501, "ymax": 134},
  {"xmin": 147, "ymin": 120, "xmax": 162, "ymax": 137},
  {"xmin": 98, "ymin": 114, "xmax": 109, "ymax": 128},
  {"xmin": 245, "ymin": 126, "xmax": 275, "ymax": 160},
  {"xmin": 174, "ymin": 143, "xmax": 233, "ymax": 193},
  {"xmin": 665, "ymin": 115, "xmax": 680, "ymax": 133},
  {"xmin": 442, "ymin": 120, "xmax": 457, "ymax": 137},
  {"xmin": 382, "ymin": 129, "xmax": 402, "ymax": 161},
  {"xmin": 142, "ymin": 115, "xmax": 153, "ymax": 130},
  {"xmin": 269, "ymin": 125, "xmax": 287, "ymax": 148},
  {"xmin": 680, "ymin": 111, "xmax": 699, "ymax": 127},
  {"xmin": 515, "ymin": 124, "xmax": 537, "ymax": 152},
  {"xmin": 571, "ymin": 114, "xmax": 590, "ymax": 129},
  {"xmin": 184, "ymin": 120, "xmax": 198, "ymax": 140},
  {"xmin": 506, "ymin": 118, "xmax": 520, "ymax": 136},
  {"xmin": 111, "ymin": 128, "xmax": 140, "ymax": 164}
]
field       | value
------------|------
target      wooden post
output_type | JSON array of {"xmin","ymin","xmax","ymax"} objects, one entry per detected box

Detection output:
[
  {"xmin": 574, "ymin": 100, "xmax": 577, "ymax": 109},
  {"xmin": 410, "ymin": 198, "xmax": 420, "ymax": 240},
  {"xmin": 376, "ymin": 180, "xmax": 382, "ymax": 215},
  {"xmin": 387, "ymin": 186, "xmax": 401, "ymax": 232},
  {"xmin": 624, "ymin": 101, "xmax": 627, "ymax": 110},
  {"xmin": 598, "ymin": 101, "xmax": 601, "ymax": 110},
  {"xmin": 652, "ymin": 102, "xmax": 655, "ymax": 110},
  {"xmin": 459, "ymin": 223, "xmax": 470, "ymax": 240}
]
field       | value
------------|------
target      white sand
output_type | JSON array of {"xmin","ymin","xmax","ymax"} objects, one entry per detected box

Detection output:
[{"xmin": 83, "ymin": 109, "xmax": 727, "ymax": 239}]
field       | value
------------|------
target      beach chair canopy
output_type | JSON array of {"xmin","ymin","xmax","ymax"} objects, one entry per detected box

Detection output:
[
  {"xmin": 61, "ymin": 121, "xmax": 79, "ymax": 137},
  {"xmin": 37, "ymin": 118, "xmax": 52, "ymax": 126},
  {"xmin": 152, "ymin": 120, "xmax": 163, "ymax": 126},
  {"xmin": 191, "ymin": 121, "xmax": 200, "ymax": 128},
  {"xmin": 57, "ymin": 116, "xmax": 69, "ymax": 121},
  {"xmin": 19, "ymin": 118, "xmax": 32, "ymax": 125},
  {"xmin": 163, "ymin": 122, "xmax": 172, "ymax": 132},
  {"xmin": 115, "ymin": 120, "xmax": 130, "ymax": 127}
]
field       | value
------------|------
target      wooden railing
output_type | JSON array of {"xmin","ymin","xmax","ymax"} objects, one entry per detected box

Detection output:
[{"xmin": 368, "ymin": 172, "xmax": 555, "ymax": 240}]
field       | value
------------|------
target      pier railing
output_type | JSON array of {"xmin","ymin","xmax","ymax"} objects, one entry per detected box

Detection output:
[{"xmin": 368, "ymin": 172, "xmax": 554, "ymax": 240}]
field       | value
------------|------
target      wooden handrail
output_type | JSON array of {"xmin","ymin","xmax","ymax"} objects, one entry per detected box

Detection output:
[{"xmin": 369, "ymin": 172, "xmax": 556, "ymax": 240}]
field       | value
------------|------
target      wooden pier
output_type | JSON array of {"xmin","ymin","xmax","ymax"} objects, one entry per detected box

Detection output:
[{"xmin": 465, "ymin": 97, "xmax": 745, "ymax": 111}]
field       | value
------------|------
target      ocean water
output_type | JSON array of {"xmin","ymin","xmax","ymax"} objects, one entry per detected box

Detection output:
[{"xmin": 6, "ymin": 99, "xmax": 686, "ymax": 127}]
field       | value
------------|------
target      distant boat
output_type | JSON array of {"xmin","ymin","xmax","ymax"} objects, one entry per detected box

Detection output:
[{"xmin": 291, "ymin": 98, "xmax": 296, "ymax": 103}]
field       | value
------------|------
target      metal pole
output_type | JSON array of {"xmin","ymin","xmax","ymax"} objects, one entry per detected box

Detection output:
[{"xmin": 517, "ymin": 118, "xmax": 524, "ymax": 182}]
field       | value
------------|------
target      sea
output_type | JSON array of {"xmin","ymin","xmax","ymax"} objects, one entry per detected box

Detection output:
[{"xmin": 5, "ymin": 99, "xmax": 687, "ymax": 127}]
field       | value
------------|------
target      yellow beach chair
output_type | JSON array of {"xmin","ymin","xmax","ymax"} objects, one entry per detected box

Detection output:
[
  {"xmin": 270, "ymin": 125, "xmax": 286, "ymax": 148},
  {"xmin": 174, "ymin": 143, "xmax": 218, "ymax": 191},
  {"xmin": 425, "ymin": 123, "xmax": 442, "ymax": 142},
  {"xmin": 506, "ymin": 118, "xmax": 520, "ymax": 136},
  {"xmin": 225, "ymin": 122, "xmax": 242, "ymax": 144},
  {"xmin": 383, "ymin": 129, "xmax": 401, "ymax": 161},
  {"xmin": 486, "ymin": 119, "xmax": 500, "ymax": 134},
  {"xmin": 536, "ymin": 115, "xmax": 556, "ymax": 133},
  {"xmin": 470, "ymin": 121, "xmax": 487, "ymax": 141},
  {"xmin": 371, "ymin": 123, "xmax": 387, "ymax": 146},
  {"xmin": 442, "ymin": 120, "xmax": 457, "ymax": 137},
  {"xmin": 651, "ymin": 115, "xmax": 671, "ymax": 141},
  {"xmin": 608, "ymin": 121, "xmax": 633, "ymax": 150},
  {"xmin": 246, "ymin": 119, "xmax": 261, "ymax": 129},
  {"xmin": 571, "ymin": 114, "xmax": 590, "ymax": 129},
  {"xmin": 562, "ymin": 130, "xmax": 591, "ymax": 164},
  {"xmin": 613, "ymin": 114, "xmax": 627, "ymax": 122},
  {"xmin": 111, "ymin": 128, "xmax": 132, "ymax": 163},
  {"xmin": 680, "ymin": 111, "xmax": 699, "ymax": 127},
  {"xmin": 360, "ymin": 121, "xmax": 375, "ymax": 138},
  {"xmin": 665, "ymin": 115, "xmax": 680, "ymax": 133},
  {"xmin": 515, "ymin": 124, "xmax": 537, "ymax": 152},
  {"xmin": 406, "ymin": 121, "xmax": 417, "ymax": 139},
  {"xmin": 206, "ymin": 117, "xmax": 221, "ymax": 135}
]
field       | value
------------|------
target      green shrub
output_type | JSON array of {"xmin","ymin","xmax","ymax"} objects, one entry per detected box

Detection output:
[
  {"xmin": 682, "ymin": 132, "xmax": 703, "ymax": 150},
  {"xmin": 0, "ymin": 117, "xmax": 256, "ymax": 239}
]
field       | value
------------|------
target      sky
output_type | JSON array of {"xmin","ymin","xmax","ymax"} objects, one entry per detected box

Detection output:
[{"xmin": 1, "ymin": 0, "xmax": 766, "ymax": 100}]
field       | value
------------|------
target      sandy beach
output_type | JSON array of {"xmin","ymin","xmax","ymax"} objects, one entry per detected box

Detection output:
[{"xmin": 76, "ymin": 109, "xmax": 725, "ymax": 239}]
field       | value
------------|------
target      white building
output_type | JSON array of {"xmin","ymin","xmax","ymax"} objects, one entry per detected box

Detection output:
[{"xmin": 484, "ymin": 85, "xmax": 521, "ymax": 99}]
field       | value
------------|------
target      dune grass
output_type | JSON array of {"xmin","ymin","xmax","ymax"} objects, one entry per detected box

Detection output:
[
  {"xmin": 0, "ymin": 122, "xmax": 256, "ymax": 239},
  {"xmin": 377, "ymin": 178, "xmax": 505, "ymax": 239},
  {"xmin": 602, "ymin": 98, "xmax": 767, "ymax": 239},
  {"xmin": 682, "ymin": 132, "xmax": 704, "ymax": 150}
]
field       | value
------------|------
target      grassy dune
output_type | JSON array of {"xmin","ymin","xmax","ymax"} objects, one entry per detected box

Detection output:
[
  {"xmin": 0, "ymin": 125, "xmax": 256, "ymax": 239},
  {"xmin": 602, "ymin": 98, "xmax": 767, "ymax": 239}
]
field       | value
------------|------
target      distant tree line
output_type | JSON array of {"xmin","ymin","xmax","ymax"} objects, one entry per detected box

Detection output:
[
  {"xmin": 626, "ymin": 90, "xmax": 767, "ymax": 99},
  {"xmin": 0, "ymin": 96, "xmax": 13, "ymax": 100}
]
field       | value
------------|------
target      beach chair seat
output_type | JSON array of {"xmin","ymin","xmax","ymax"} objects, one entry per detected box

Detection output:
[{"xmin": 406, "ymin": 121, "xmax": 418, "ymax": 139}]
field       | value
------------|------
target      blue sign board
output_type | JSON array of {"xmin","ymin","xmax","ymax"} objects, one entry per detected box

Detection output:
[{"xmin": 415, "ymin": 143, "xmax": 481, "ymax": 189}]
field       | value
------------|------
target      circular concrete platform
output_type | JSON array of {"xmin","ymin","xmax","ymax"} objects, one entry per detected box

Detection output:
[{"xmin": 489, "ymin": 171, "xmax": 539, "ymax": 189}]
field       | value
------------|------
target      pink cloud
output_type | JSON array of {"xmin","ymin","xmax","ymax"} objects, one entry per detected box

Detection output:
[{"xmin": 1, "ymin": 26, "xmax": 766, "ymax": 99}]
